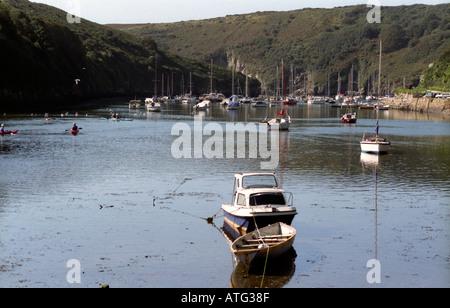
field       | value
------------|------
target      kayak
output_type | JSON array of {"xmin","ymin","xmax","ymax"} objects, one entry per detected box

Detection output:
[
  {"xmin": 70, "ymin": 129, "xmax": 79, "ymax": 135},
  {"xmin": 0, "ymin": 130, "xmax": 18, "ymax": 135}
]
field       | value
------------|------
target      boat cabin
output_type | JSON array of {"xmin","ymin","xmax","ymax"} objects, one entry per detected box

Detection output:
[{"xmin": 231, "ymin": 173, "xmax": 293, "ymax": 208}]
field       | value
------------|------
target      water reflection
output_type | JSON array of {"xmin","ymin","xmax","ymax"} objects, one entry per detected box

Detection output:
[
  {"xmin": 230, "ymin": 248, "xmax": 297, "ymax": 288},
  {"xmin": 360, "ymin": 152, "xmax": 382, "ymax": 264}
]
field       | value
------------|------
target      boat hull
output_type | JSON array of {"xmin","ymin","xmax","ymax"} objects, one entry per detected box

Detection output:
[
  {"xmin": 360, "ymin": 140, "xmax": 390, "ymax": 154},
  {"xmin": 0, "ymin": 130, "xmax": 18, "ymax": 135},
  {"xmin": 267, "ymin": 118, "xmax": 290, "ymax": 131}
]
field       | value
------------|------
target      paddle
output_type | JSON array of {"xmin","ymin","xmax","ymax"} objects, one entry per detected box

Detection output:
[{"xmin": 65, "ymin": 127, "xmax": 83, "ymax": 132}]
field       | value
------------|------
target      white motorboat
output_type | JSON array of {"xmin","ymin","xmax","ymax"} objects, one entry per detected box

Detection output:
[
  {"xmin": 307, "ymin": 96, "xmax": 326, "ymax": 104},
  {"xmin": 181, "ymin": 96, "xmax": 197, "ymax": 104},
  {"xmin": 145, "ymin": 97, "xmax": 161, "ymax": 112},
  {"xmin": 221, "ymin": 172, "xmax": 297, "ymax": 238},
  {"xmin": 193, "ymin": 100, "xmax": 210, "ymax": 110},
  {"xmin": 341, "ymin": 112, "xmax": 357, "ymax": 123}
]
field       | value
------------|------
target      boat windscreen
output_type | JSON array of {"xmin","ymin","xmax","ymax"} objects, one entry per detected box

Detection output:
[
  {"xmin": 242, "ymin": 175, "xmax": 277, "ymax": 188},
  {"xmin": 249, "ymin": 193, "xmax": 285, "ymax": 206}
]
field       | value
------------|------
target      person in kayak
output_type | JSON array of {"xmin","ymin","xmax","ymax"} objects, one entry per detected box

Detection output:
[
  {"xmin": 72, "ymin": 122, "xmax": 78, "ymax": 131},
  {"xmin": 0, "ymin": 124, "xmax": 4, "ymax": 133}
]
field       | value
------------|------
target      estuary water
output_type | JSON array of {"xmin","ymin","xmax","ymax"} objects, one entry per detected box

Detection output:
[{"xmin": 0, "ymin": 101, "xmax": 449, "ymax": 288}]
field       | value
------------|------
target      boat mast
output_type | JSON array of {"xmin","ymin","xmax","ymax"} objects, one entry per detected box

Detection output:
[
  {"xmin": 154, "ymin": 57, "xmax": 157, "ymax": 99},
  {"xmin": 210, "ymin": 59, "xmax": 213, "ymax": 94},
  {"xmin": 378, "ymin": 40, "xmax": 382, "ymax": 99},
  {"xmin": 350, "ymin": 64, "xmax": 354, "ymax": 99},
  {"xmin": 232, "ymin": 63, "xmax": 235, "ymax": 96},
  {"xmin": 282, "ymin": 58, "xmax": 288, "ymax": 116},
  {"xmin": 189, "ymin": 71, "xmax": 192, "ymax": 97},
  {"xmin": 376, "ymin": 40, "xmax": 382, "ymax": 137},
  {"xmin": 337, "ymin": 72, "xmax": 341, "ymax": 96},
  {"xmin": 245, "ymin": 73, "xmax": 249, "ymax": 97},
  {"xmin": 276, "ymin": 64, "xmax": 279, "ymax": 97}
]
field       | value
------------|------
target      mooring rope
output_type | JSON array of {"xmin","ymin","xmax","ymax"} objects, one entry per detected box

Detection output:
[{"xmin": 252, "ymin": 215, "xmax": 270, "ymax": 288}]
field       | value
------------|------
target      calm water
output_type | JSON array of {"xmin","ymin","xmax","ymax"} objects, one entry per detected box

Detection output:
[{"xmin": 0, "ymin": 102, "xmax": 449, "ymax": 288}]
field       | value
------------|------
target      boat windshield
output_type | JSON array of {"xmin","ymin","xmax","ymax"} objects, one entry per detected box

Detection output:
[
  {"xmin": 249, "ymin": 192, "xmax": 285, "ymax": 206},
  {"xmin": 242, "ymin": 174, "xmax": 278, "ymax": 188}
]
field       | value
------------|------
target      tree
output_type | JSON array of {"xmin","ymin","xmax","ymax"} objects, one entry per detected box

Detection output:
[{"xmin": 379, "ymin": 24, "xmax": 408, "ymax": 53}]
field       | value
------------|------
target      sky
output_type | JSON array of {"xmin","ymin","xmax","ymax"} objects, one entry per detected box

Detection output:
[{"xmin": 30, "ymin": 0, "xmax": 448, "ymax": 24}]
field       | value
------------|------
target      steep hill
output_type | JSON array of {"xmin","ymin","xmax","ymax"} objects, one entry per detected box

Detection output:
[
  {"xmin": 112, "ymin": 4, "xmax": 450, "ymax": 95},
  {"xmin": 421, "ymin": 45, "xmax": 450, "ymax": 89},
  {"xmin": 0, "ymin": 0, "xmax": 249, "ymax": 111}
]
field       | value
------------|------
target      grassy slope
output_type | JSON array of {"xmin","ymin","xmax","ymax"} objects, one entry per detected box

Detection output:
[{"xmin": 112, "ymin": 4, "xmax": 450, "ymax": 95}]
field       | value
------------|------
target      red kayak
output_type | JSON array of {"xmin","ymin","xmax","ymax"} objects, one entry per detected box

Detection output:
[
  {"xmin": 0, "ymin": 130, "xmax": 18, "ymax": 135},
  {"xmin": 70, "ymin": 129, "xmax": 79, "ymax": 135}
]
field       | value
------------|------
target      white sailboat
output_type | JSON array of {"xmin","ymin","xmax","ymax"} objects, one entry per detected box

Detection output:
[
  {"xmin": 267, "ymin": 59, "xmax": 291, "ymax": 131},
  {"xmin": 360, "ymin": 40, "xmax": 390, "ymax": 154},
  {"xmin": 146, "ymin": 58, "xmax": 161, "ymax": 112}
]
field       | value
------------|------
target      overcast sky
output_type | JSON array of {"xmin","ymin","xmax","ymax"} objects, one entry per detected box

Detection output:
[{"xmin": 30, "ymin": 0, "xmax": 448, "ymax": 24}]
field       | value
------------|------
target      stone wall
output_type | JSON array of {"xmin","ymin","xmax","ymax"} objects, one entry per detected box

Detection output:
[{"xmin": 383, "ymin": 93, "xmax": 450, "ymax": 119}]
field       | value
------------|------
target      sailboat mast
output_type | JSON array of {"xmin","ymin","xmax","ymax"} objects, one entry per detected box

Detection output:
[
  {"xmin": 189, "ymin": 71, "xmax": 192, "ymax": 96},
  {"xmin": 245, "ymin": 73, "xmax": 248, "ymax": 97},
  {"xmin": 154, "ymin": 58, "xmax": 157, "ymax": 98},
  {"xmin": 378, "ymin": 40, "xmax": 382, "ymax": 98},
  {"xmin": 376, "ymin": 40, "xmax": 382, "ymax": 137},
  {"xmin": 210, "ymin": 59, "xmax": 213, "ymax": 94},
  {"xmin": 232, "ymin": 63, "xmax": 235, "ymax": 96},
  {"xmin": 337, "ymin": 72, "xmax": 341, "ymax": 96},
  {"xmin": 282, "ymin": 59, "xmax": 286, "ymax": 101}
]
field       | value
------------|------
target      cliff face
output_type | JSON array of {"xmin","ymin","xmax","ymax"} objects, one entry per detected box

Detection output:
[{"xmin": 383, "ymin": 94, "xmax": 450, "ymax": 119}]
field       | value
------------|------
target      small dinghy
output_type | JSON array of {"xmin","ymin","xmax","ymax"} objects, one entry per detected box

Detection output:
[{"xmin": 231, "ymin": 222, "xmax": 296, "ymax": 269}]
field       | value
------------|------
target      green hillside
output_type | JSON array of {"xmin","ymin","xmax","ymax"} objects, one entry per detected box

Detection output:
[
  {"xmin": 0, "ymin": 0, "xmax": 250, "ymax": 111},
  {"xmin": 422, "ymin": 46, "xmax": 450, "ymax": 89},
  {"xmin": 112, "ymin": 4, "xmax": 450, "ymax": 95}
]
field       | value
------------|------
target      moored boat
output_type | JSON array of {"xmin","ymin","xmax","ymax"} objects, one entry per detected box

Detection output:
[
  {"xmin": 267, "ymin": 60, "xmax": 291, "ymax": 131},
  {"xmin": 360, "ymin": 120, "xmax": 390, "ymax": 154},
  {"xmin": 194, "ymin": 100, "xmax": 210, "ymax": 110},
  {"xmin": 221, "ymin": 172, "xmax": 297, "ymax": 238},
  {"xmin": 307, "ymin": 96, "xmax": 326, "ymax": 104},
  {"xmin": 341, "ymin": 112, "xmax": 357, "ymax": 123},
  {"xmin": 226, "ymin": 100, "xmax": 240, "ymax": 110},
  {"xmin": 231, "ymin": 222, "xmax": 296, "ymax": 268},
  {"xmin": 360, "ymin": 136, "xmax": 390, "ymax": 153},
  {"xmin": 145, "ymin": 97, "xmax": 161, "ymax": 112}
]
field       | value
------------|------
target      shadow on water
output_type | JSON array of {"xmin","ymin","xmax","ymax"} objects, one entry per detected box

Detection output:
[{"xmin": 230, "ymin": 248, "xmax": 297, "ymax": 288}]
